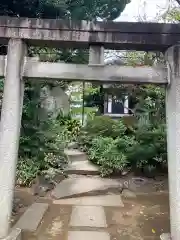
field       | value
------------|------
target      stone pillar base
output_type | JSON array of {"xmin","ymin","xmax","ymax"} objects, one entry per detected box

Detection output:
[
  {"xmin": 160, "ymin": 233, "xmax": 171, "ymax": 240},
  {"xmin": 2, "ymin": 228, "xmax": 21, "ymax": 240}
]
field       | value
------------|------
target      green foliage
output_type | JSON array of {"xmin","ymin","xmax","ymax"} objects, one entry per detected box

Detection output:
[
  {"xmin": 57, "ymin": 113, "xmax": 81, "ymax": 142},
  {"xmin": 88, "ymin": 136, "xmax": 129, "ymax": 176},
  {"xmin": 162, "ymin": 6, "xmax": 180, "ymax": 23},
  {"xmin": 83, "ymin": 50, "xmax": 167, "ymax": 177},
  {"xmin": 78, "ymin": 117, "xmax": 167, "ymax": 177},
  {"xmin": 0, "ymin": 0, "xmax": 131, "ymax": 187},
  {"xmin": 127, "ymin": 123, "xmax": 167, "ymax": 169},
  {"xmin": 84, "ymin": 116, "xmax": 121, "ymax": 138},
  {"xmin": 0, "ymin": 0, "xmax": 130, "ymax": 20},
  {"xmin": 17, "ymin": 83, "xmax": 69, "ymax": 186},
  {"xmin": 16, "ymin": 158, "xmax": 41, "ymax": 186}
]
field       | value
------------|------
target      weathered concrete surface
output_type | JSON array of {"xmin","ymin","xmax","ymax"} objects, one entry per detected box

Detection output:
[
  {"xmin": 121, "ymin": 189, "xmax": 137, "ymax": 199},
  {"xmin": 89, "ymin": 46, "xmax": 104, "ymax": 65},
  {"xmin": 64, "ymin": 149, "xmax": 86, "ymax": 156},
  {"xmin": 64, "ymin": 160, "xmax": 99, "ymax": 175},
  {"xmin": 53, "ymin": 194, "xmax": 124, "ymax": 207},
  {"xmin": 70, "ymin": 206, "xmax": 107, "ymax": 227},
  {"xmin": 68, "ymin": 231, "xmax": 110, "ymax": 240},
  {"xmin": 0, "ymin": 56, "xmax": 168, "ymax": 84},
  {"xmin": 64, "ymin": 149, "xmax": 87, "ymax": 162},
  {"xmin": 166, "ymin": 45, "xmax": 180, "ymax": 240},
  {"xmin": 19, "ymin": 61, "xmax": 169, "ymax": 84},
  {"xmin": 0, "ymin": 39, "xmax": 26, "ymax": 238},
  {"xmin": 160, "ymin": 233, "xmax": 171, "ymax": 240},
  {"xmin": 3, "ymin": 228, "xmax": 21, "ymax": 240},
  {"xmin": 51, "ymin": 177, "xmax": 122, "ymax": 199},
  {"xmin": 14, "ymin": 203, "xmax": 49, "ymax": 232},
  {"xmin": 0, "ymin": 16, "xmax": 180, "ymax": 51}
]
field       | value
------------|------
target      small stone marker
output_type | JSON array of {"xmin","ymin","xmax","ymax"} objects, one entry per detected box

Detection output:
[
  {"xmin": 14, "ymin": 203, "xmax": 49, "ymax": 232},
  {"xmin": 70, "ymin": 206, "xmax": 107, "ymax": 228},
  {"xmin": 68, "ymin": 231, "xmax": 110, "ymax": 240}
]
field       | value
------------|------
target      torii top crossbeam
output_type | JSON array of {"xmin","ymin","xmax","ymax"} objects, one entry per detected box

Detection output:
[{"xmin": 0, "ymin": 16, "xmax": 180, "ymax": 51}]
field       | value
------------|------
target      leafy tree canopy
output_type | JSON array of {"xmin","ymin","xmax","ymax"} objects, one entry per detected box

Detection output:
[{"xmin": 0, "ymin": 0, "xmax": 130, "ymax": 20}]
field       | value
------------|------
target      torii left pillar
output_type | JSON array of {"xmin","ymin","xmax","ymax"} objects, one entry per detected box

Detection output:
[{"xmin": 0, "ymin": 39, "xmax": 26, "ymax": 239}]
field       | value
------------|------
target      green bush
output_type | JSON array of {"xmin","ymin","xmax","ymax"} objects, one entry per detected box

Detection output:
[
  {"xmin": 16, "ymin": 158, "xmax": 41, "ymax": 186},
  {"xmin": 78, "ymin": 117, "xmax": 167, "ymax": 177},
  {"xmin": 18, "ymin": 118, "xmax": 69, "ymax": 186},
  {"xmin": 18, "ymin": 84, "xmax": 71, "ymax": 186},
  {"xmin": 77, "ymin": 131, "xmax": 94, "ymax": 152},
  {"xmin": 57, "ymin": 113, "xmax": 81, "ymax": 142},
  {"xmin": 78, "ymin": 118, "xmax": 127, "ymax": 153},
  {"xmin": 84, "ymin": 116, "xmax": 122, "ymax": 138},
  {"xmin": 126, "ymin": 123, "xmax": 167, "ymax": 170},
  {"xmin": 88, "ymin": 136, "xmax": 129, "ymax": 176}
]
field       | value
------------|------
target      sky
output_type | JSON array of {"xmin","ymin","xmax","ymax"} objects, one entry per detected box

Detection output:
[{"xmin": 116, "ymin": 0, "xmax": 171, "ymax": 22}]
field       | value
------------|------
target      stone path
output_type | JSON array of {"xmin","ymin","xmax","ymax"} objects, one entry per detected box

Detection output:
[
  {"xmin": 13, "ymin": 148, "xmax": 170, "ymax": 239},
  {"xmin": 70, "ymin": 205, "xmax": 107, "ymax": 228},
  {"xmin": 53, "ymin": 194, "xmax": 124, "ymax": 207},
  {"xmin": 64, "ymin": 149, "xmax": 99, "ymax": 175},
  {"xmin": 14, "ymin": 203, "xmax": 49, "ymax": 232},
  {"xmin": 64, "ymin": 160, "xmax": 99, "ymax": 175},
  {"xmin": 64, "ymin": 149, "xmax": 87, "ymax": 162},
  {"xmin": 51, "ymin": 176, "xmax": 122, "ymax": 199},
  {"xmin": 68, "ymin": 231, "xmax": 110, "ymax": 240}
]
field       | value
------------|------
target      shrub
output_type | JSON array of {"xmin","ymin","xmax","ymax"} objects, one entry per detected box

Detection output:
[
  {"xmin": 16, "ymin": 158, "xmax": 41, "ymax": 186},
  {"xmin": 17, "ymin": 83, "xmax": 81, "ymax": 186},
  {"xmin": 18, "ymin": 116, "xmax": 69, "ymax": 186},
  {"xmin": 126, "ymin": 123, "xmax": 167, "ymax": 170},
  {"xmin": 87, "ymin": 136, "xmax": 129, "ymax": 176},
  {"xmin": 77, "ymin": 131, "xmax": 94, "ymax": 152},
  {"xmin": 79, "ymin": 116, "xmax": 167, "ymax": 176},
  {"xmin": 84, "ymin": 116, "xmax": 121, "ymax": 138},
  {"xmin": 57, "ymin": 113, "xmax": 81, "ymax": 142}
]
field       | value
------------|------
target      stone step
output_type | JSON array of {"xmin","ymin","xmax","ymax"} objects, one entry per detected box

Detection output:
[
  {"xmin": 6, "ymin": 228, "xmax": 21, "ymax": 240},
  {"xmin": 69, "ymin": 206, "xmax": 107, "ymax": 228},
  {"xmin": 64, "ymin": 160, "xmax": 99, "ymax": 175},
  {"xmin": 53, "ymin": 194, "xmax": 124, "ymax": 207},
  {"xmin": 67, "ymin": 142, "xmax": 79, "ymax": 149},
  {"xmin": 51, "ymin": 176, "xmax": 122, "ymax": 199},
  {"xmin": 64, "ymin": 149, "xmax": 87, "ymax": 162},
  {"xmin": 68, "ymin": 231, "xmax": 110, "ymax": 240},
  {"xmin": 14, "ymin": 203, "xmax": 49, "ymax": 232}
]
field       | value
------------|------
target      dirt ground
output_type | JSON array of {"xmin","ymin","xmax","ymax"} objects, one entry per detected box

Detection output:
[
  {"xmin": 12, "ymin": 184, "xmax": 170, "ymax": 240},
  {"xmin": 106, "ymin": 192, "xmax": 170, "ymax": 240}
]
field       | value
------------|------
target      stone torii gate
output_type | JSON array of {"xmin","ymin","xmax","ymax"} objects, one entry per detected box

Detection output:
[{"xmin": 0, "ymin": 16, "xmax": 179, "ymax": 240}]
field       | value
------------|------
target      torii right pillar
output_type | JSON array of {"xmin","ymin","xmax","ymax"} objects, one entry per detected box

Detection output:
[{"xmin": 164, "ymin": 45, "xmax": 180, "ymax": 240}]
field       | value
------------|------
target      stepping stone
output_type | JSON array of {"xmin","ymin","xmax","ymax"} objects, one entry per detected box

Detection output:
[
  {"xmin": 4, "ymin": 228, "xmax": 21, "ymax": 240},
  {"xmin": 67, "ymin": 142, "xmax": 79, "ymax": 149},
  {"xmin": 51, "ymin": 177, "xmax": 122, "ymax": 199},
  {"xmin": 69, "ymin": 206, "xmax": 107, "ymax": 228},
  {"xmin": 64, "ymin": 160, "xmax": 99, "ymax": 175},
  {"xmin": 68, "ymin": 231, "xmax": 110, "ymax": 240},
  {"xmin": 14, "ymin": 203, "xmax": 49, "ymax": 232},
  {"xmin": 160, "ymin": 233, "xmax": 171, "ymax": 240},
  {"xmin": 64, "ymin": 149, "xmax": 87, "ymax": 162},
  {"xmin": 53, "ymin": 194, "xmax": 124, "ymax": 207},
  {"xmin": 121, "ymin": 189, "xmax": 137, "ymax": 198}
]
